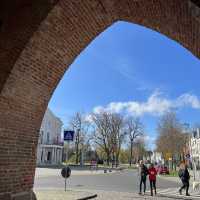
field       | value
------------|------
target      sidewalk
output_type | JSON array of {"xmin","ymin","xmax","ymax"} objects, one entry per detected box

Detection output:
[
  {"xmin": 154, "ymin": 187, "xmax": 200, "ymax": 199},
  {"xmin": 35, "ymin": 189, "xmax": 93, "ymax": 200},
  {"xmin": 34, "ymin": 189, "xmax": 175, "ymax": 200},
  {"xmin": 157, "ymin": 176, "xmax": 200, "ymax": 199}
]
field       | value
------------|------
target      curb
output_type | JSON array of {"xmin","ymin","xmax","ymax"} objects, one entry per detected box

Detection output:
[
  {"xmin": 77, "ymin": 194, "xmax": 98, "ymax": 200},
  {"xmin": 158, "ymin": 193, "xmax": 197, "ymax": 200}
]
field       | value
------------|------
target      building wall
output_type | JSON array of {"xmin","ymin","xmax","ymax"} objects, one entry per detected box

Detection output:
[
  {"xmin": 190, "ymin": 128, "xmax": 200, "ymax": 168},
  {"xmin": 39, "ymin": 108, "xmax": 62, "ymax": 145},
  {"xmin": 37, "ymin": 108, "xmax": 63, "ymax": 165},
  {"xmin": 151, "ymin": 152, "xmax": 164, "ymax": 165}
]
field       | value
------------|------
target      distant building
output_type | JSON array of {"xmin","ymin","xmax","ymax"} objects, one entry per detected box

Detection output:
[
  {"xmin": 190, "ymin": 128, "xmax": 200, "ymax": 169},
  {"xmin": 151, "ymin": 152, "xmax": 164, "ymax": 165},
  {"xmin": 37, "ymin": 108, "xmax": 63, "ymax": 165}
]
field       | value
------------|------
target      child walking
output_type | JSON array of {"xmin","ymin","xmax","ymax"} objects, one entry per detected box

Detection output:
[{"xmin": 148, "ymin": 163, "xmax": 157, "ymax": 196}]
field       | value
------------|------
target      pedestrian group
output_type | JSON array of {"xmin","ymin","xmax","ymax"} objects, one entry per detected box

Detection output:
[
  {"xmin": 138, "ymin": 160, "xmax": 157, "ymax": 196},
  {"xmin": 138, "ymin": 160, "xmax": 190, "ymax": 196}
]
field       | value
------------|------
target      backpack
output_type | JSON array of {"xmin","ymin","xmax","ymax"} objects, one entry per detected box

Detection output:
[{"xmin": 178, "ymin": 169, "xmax": 183, "ymax": 178}]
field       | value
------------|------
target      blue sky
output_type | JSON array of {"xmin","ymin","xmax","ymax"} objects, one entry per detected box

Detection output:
[{"xmin": 49, "ymin": 21, "xmax": 200, "ymax": 149}]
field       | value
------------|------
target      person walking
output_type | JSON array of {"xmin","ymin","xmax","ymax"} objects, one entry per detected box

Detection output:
[
  {"xmin": 178, "ymin": 163, "xmax": 190, "ymax": 196},
  {"xmin": 138, "ymin": 160, "xmax": 148, "ymax": 195},
  {"xmin": 148, "ymin": 163, "xmax": 157, "ymax": 196}
]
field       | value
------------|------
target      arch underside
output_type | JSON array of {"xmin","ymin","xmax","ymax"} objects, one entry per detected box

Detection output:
[{"xmin": 0, "ymin": 0, "xmax": 199, "ymax": 198}]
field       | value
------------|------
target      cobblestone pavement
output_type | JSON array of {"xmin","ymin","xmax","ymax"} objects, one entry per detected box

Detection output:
[{"xmin": 34, "ymin": 189, "xmax": 181, "ymax": 200}]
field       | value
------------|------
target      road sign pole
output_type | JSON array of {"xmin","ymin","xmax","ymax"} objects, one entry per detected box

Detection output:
[
  {"xmin": 63, "ymin": 130, "xmax": 74, "ymax": 192},
  {"xmin": 65, "ymin": 176, "xmax": 67, "ymax": 192},
  {"xmin": 66, "ymin": 140, "xmax": 70, "ymax": 192},
  {"xmin": 67, "ymin": 140, "xmax": 70, "ymax": 164},
  {"xmin": 61, "ymin": 166, "xmax": 71, "ymax": 192},
  {"xmin": 64, "ymin": 141, "xmax": 67, "ymax": 192}
]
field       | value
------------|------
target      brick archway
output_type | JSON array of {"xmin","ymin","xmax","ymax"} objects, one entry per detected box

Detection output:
[{"xmin": 0, "ymin": 0, "xmax": 200, "ymax": 199}]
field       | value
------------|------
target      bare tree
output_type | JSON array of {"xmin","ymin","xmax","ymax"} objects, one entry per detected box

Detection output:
[
  {"xmin": 69, "ymin": 112, "xmax": 90, "ymax": 165},
  {"xmin": 125, "ymin": 117, "xmax": 144, "ymax": 166},
  {"xmin": 156, "ymin": 111, "xmax": 187, "ymax": 169},
  {"xmin": 109, "ymin": 113, "xmax": 125, "ymax": 167},
  {"xmin": 132, "ymin": 138, "xmax": 147, "ymax": 163},
  {"xmin": 91, "ymin": 112, "xmax": 125, "ymax": 166},
  {"xmin": 91, "ymin": 112, "xmax": 112, "ymax": 165}
]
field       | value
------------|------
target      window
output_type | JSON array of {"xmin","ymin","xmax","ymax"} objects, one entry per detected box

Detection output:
[
  {"xmin": 47, "ymin": 132, "xmax": 50, "ymax": 144},
  {"xmin": 48, "ymin": 121, "xmax": 51, "ymax": 129},
  {"xmin": 41, "ymin": 150, "xmax": 43, "ymax": 162},
  {"xmin": 40, "ymin": 131, "xmax": 44, "ymax": 144}
]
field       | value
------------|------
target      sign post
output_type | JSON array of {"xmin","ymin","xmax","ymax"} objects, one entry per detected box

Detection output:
[
  {"xmin": 61, "ymin": 166, "xmax": 71, "ymax": 192},
  {"xmin": 62, "ymin": 130, "xmax": 74, "ymax": 191}
]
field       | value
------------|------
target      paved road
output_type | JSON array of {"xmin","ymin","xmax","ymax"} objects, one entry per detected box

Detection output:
[{"xmin": 34, "ymin": 169, "xmax": 179, "ymax": 193}]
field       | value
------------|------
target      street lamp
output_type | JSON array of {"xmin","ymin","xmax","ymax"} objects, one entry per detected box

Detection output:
[
  {"xmin": 75, "ymin": 128, "xmax": 80, "ymax": 165},
  {"xmin": 130, "ymin": 138, "xmax": 134, "ymax": 167}
]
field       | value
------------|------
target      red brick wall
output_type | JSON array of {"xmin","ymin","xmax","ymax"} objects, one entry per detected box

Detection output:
[{"xmin": 0, "ymin": 0, "xmax": 199, "ymax": 199}]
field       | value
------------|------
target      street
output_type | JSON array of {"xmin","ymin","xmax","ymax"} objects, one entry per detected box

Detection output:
[
  {"xmin": 34, "ymin": 169, "xmax": 178, "ymax": 193},
  {"xmin": 34, "ymin": 168, "xmax": 200, "ymax": 200}
]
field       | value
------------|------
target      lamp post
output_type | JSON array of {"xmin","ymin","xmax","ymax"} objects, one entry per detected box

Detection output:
[
  {"xmin": 130, "ymin": 138, "xmax": 133, "ymax": 167},
  {"xmin": 75, "ymin": 128, "xmax": 80, "ymax": 165},
  {"xmin": 80, "ymin": 134, "xmax": 84, "ymax": 167}
]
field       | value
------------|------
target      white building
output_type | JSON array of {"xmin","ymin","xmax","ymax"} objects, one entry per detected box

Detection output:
[
  {"xmin": 190, "ymin": 128, "xmax": 200, "ymax": 169},
  {"xmin": 37, "ymin": 108, "xmax": 63, "ymax": 165},
  {"xmin": 151, "ymin": 152, "xmax": 164, "ymax": 165}
]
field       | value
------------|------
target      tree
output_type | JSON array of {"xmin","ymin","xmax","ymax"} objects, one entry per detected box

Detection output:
[
  {"xmin": 119, "ymin": 149, "xmax": 129, "ymax": 164},
  {"xmin": 156, "ymin": 111, "xmax": 188, "ymax": 169},
  {"xmin": 132, "ymin": 138, "xmax": 147, "ymax": 163},
  {"xmin": 109, "ymin": 112, "xmax": 125, "ymax": 167},
  {"xmin": 125, "ymin": 117, "xmax": 144, "ymax": 166},
  {"xmin": 91, "ymin": 112, "xmax": 126, "ymax": 166},
  {"xmin": 91, "ymin": 112, "xmax": 112, "ymax": 165},
  {"xmin": 69, "ymin": 112, "xmax": 90, "ymax": 165}
]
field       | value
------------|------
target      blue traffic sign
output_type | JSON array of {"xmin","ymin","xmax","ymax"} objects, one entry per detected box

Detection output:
[{"xmin": 64, "ymin": 130, "xmax": 74, "ymax": 141}]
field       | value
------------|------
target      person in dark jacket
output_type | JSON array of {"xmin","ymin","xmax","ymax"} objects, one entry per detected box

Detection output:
[
  {"xmin": 148, "ymin": 163, "xmax": 157, "ymax": 196},
  {"xmin": 138, "ymin": 160, "xmax": 148, "ymax": 195},
  {"xmin": 178, "ymin": 163, "xmax": 190, "ymax": 196}
]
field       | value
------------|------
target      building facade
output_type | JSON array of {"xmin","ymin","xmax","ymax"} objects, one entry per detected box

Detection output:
[
  {"xmin": 37, "ymin": 108, "xmax": 63, "ymax": 165},
  {"xmin": 150, "ymin": 152, "xmax": 164, "ymax": 165},
  {"xmin": 190, "ymin": 128, "xmax": 200, "ymax": 169}
]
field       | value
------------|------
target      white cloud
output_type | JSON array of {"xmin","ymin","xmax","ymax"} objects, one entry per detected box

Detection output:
[
  {"xmin": 176, "ymin": 94, "xmax": 200, "ymax": 109},
  {"xmin": 92, "ymin": 90, "xmax": 200, "ymax": 116}
]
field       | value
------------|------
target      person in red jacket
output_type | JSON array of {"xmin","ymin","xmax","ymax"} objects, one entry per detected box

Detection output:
[{"xmin": 148, "ymin": 163, "xmax": 157, "ymax": 196}]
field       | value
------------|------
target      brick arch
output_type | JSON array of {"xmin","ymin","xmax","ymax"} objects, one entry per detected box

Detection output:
[{"xmin": 0, "ymin": 0, "xmax": 200, "ymax": 199}]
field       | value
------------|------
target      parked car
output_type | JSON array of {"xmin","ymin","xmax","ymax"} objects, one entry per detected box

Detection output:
[{"xmin": 155, "ymin": 165, "xmax": 169, "ymax": 175}]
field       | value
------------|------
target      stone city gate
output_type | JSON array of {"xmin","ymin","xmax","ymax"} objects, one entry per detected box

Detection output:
[{"xmin": 0, "ymin": 0, "xmax": 200, "ymax": 199}]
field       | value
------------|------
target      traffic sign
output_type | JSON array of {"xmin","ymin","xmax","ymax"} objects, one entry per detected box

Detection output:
[
  {"xmin": 64, "ymin": 130, "xmax": 74, "ymax": 141},
  {"xmin": 61, "ymin": 166, "xmax": 71, "ymax": 178},
  {"xmin": 61, "ymin": 166, "xmax": 71, "ymax": 192}
]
